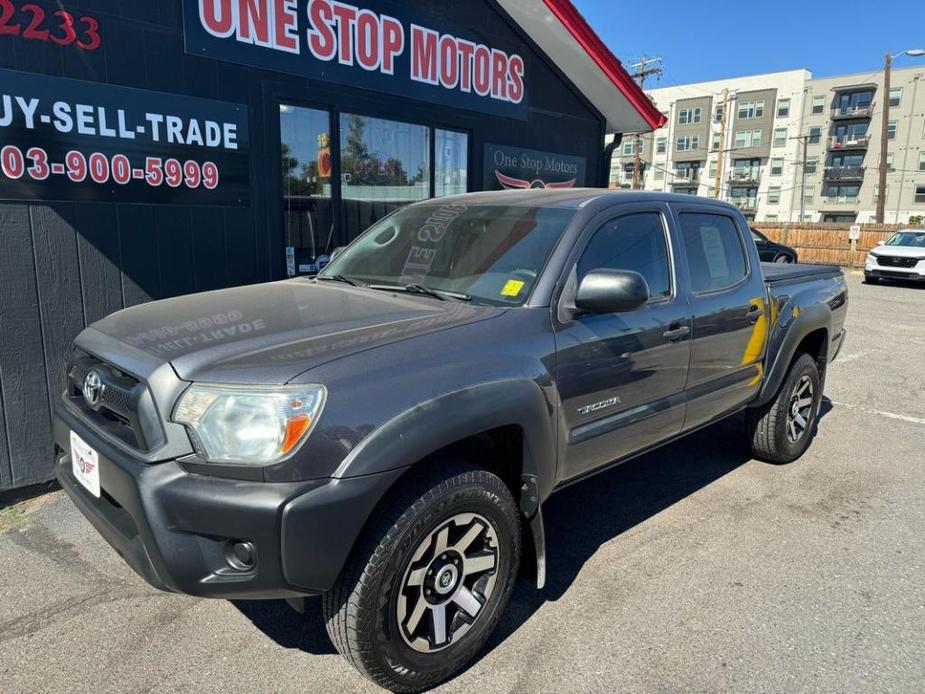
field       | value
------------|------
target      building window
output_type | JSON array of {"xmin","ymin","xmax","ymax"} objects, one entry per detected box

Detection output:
[
  {"xmin": 435, "ymin": 129, "xmax": 469, "ymax": 197},
  {"xmin": 280, "ymin": 104, "xmax": 333, "ymax": 267},
  {"xmin": 885, "ymin": 153, "xmax": 894, "ymax": 171},
  {"xmin": 803, "ymin": 186, "xmax": 814, "ymax": 202},
  {"xmin": 919, "ymin": 152, "xmax": 925, "ymax": 171},
  {"xmin": 679, "ymin": 107, "xmax": 702, "ymax": 124},
  {"xmin": 887, "ymin": 120, "xmax": 897, "ymax": 140},
  {"xmin": 889, "ymin": 87, "xmax": 903, "ymax": 108},
  {"xmin": 808, "ymin": 126, "xmax": 822, "ymax": 144},
  {"xmin": 656, "ymin": 137, "xmax": 667, "ymax": 154},
  {"xmin": 734, "ymin": 130, "xmax": 761, "ymax": 148},
  {"xmin": 623, "ymin": 139, "xmax": 635, "ymax": 156},
  {"xmin": 676, "ymin": 135, "xmax": 700, "ymax": 151},
  {"xmin": 916, "ymin": 185, "xmax": 925, "ymax": 204},
  {"xmin": 709, "ymin": 160, "xmax": 718, "ymax": 178},
  {"xmin": 711, "ymin": 132, "xmax": 722, "ymax": 151},
  {"xmin": 770, "ymin": 158, "xmax": 784, "ymax": 176},
  {"xmin": 812, "ymin": 96, "xmax": 825, "ymax": 114},
  {"xmin": 767, "ymin": 187, "xmax": 781, "ymax": 204},
  {"xmin": 339, "ymin": 113, "xmax": 430, "ymax": 239},
  {"xmin": 714, "ymin": 103, "xmax": 724, "ymax": 123},
  {"xmin": 765, "ymin": 214, "xmax": 778, "ymax": 222},
  {"xmin": 777, "ymin": 98, "xmax": 791, "ymax": 118},
  {"xmin": 654, "ymin": 168, "xmax": 665, "ymax": 181},
  {"xmin": 773, "ymin": 128, "xmax": 788, "ymax": 147},
  {"xmin": 805, "ymin": 157, "xmax": 818, "ymax": 174},
  {"xmin": 737, "ymin": 100, "xmax": 765, "ymax": 119}
]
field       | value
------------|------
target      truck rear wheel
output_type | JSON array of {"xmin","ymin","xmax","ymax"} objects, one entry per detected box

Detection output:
[
  {"xmin": 322, "ymin": 462, "xmax": 521, "ymax": 692},
  {"xmin": 747, "ymin": 353, "xmax": 822, "ymax": 464}
]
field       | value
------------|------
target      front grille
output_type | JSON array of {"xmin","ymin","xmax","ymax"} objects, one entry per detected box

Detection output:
[
  {"xmin": 65, "ymin": 353, "xmax": 163, "ymax": 451},
  {"xmin": 876, "ymin": 255, "xmax": 919, "ymax": 268}
]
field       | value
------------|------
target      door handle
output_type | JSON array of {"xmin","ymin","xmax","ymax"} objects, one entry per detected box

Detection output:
[
  {"xmin": 663, "ymin": 325, "xmax": 691, "ymax": 341},
  {"xmin": 746, "ymin": 304, "xmax": 765, "ymax": 323}
]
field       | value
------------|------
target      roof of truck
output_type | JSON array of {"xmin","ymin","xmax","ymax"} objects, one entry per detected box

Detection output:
[{"xmin": 421, "ymin": 189, "xmax": 740, "ymax": 210}]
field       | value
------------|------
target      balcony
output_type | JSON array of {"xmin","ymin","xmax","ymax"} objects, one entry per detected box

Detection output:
[
  {"xmin": 728, "ymin": 170, "xmax": 761, "ymax": 186},
  {"xmin": 831, "ymin": 104, "xmax": 874, "ymax": 120},
  {"xmin": 731, "ymin": 199, "xmax": 758, "ymax": 214},
  {"xmin": 824, "ymin": 166, "xmax": 866, "ymax": 181},
  {"xmin": 672, "ymin": 169, "xmax": 701, "ymax": 183},
  {"xmin": 823, "ymin": 195, "xmax": 860, "ymax": 206},
  {"xmin": 829, "ymin": 135, "xmax": 870, "ymax": 150}
]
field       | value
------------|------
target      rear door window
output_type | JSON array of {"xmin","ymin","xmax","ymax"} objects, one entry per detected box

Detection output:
[{"xmin": 678, "ymin": 213, "xmax": 748, "ymax": 292}]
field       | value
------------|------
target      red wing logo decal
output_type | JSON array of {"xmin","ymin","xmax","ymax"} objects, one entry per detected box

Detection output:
[
  {"xmin": 78, "ymin": 457, "xmax": 96, "ymax": 475},
  {"xmin": 495, "ymin": 171, "xmax": 576, "ymax": 190}
]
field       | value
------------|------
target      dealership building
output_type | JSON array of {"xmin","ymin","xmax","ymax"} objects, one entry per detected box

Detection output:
[{"xmin": 0, "ymin": 0, "xmax": 663, "ymax": 492}]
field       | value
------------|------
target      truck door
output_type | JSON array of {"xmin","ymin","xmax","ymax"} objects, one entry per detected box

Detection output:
[
  {"xmin": 555, "ymin": 206, "xmax": 693, "ymax": 481},
  {"xmin": 672, "ymin": 207, "xmax": 768, "ymax": 431}
]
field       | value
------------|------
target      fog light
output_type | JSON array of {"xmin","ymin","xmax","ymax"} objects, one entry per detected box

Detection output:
[{"xmin": 225, "ymin": 541, "xmax": 257, "ymax": 571}]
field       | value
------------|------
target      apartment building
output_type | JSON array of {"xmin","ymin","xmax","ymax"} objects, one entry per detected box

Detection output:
[{"xmin": 611, "ymin": 65, "xmax": 925, "ymax": 224}]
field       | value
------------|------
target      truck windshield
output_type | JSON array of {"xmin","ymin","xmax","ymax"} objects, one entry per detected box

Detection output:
[
  {"xmin": 885, "ymin": 232, "xmax": 925, "ymax": 248},
  {"xmin": 319, "ymin": 203, "xmax": 574, "ymax": 305}
]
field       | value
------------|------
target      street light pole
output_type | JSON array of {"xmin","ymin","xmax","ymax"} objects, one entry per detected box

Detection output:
[{"xmin": 877, "ymin": 48, "xmax": 925, "ymax": 224}]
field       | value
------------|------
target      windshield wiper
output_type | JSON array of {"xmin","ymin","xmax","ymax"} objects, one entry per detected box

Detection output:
[
  {"xmin": 369, "ymin": 283, "xmax": 471, "ymax": 302},
  {"xmin": 318, "ymin": 274, "xmax": 367, "ymax": 288}
]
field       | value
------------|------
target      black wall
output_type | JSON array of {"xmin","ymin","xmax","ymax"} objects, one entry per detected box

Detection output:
[{"xmin": 0, "ymin": 0, "xmax": 606, "ymax": 490}]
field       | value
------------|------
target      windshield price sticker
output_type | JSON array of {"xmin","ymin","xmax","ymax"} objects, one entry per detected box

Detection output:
[{"xmin": 0, "ymin": 68, "xmax": 250, "ymax": 205}]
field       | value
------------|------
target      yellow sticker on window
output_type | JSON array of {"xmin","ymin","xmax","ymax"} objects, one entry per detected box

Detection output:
[{"xmin": 501, "ymin": 280, "xmax": 526, "ymax": 297}]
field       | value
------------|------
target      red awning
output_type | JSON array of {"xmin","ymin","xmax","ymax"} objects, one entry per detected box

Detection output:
[{"xmin": 496, "ymin": 0, "xmax": 666, "ymax": 133}]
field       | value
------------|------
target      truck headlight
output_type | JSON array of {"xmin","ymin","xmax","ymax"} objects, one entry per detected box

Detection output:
[{"xmin": 173, "ymin": 384, "xmax": 326, "ymax": 464}]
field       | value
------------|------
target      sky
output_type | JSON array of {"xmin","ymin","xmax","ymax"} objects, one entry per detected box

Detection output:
[{"xmin": 573, "ymin": 0, "xmax": 925, "ymax": 87}]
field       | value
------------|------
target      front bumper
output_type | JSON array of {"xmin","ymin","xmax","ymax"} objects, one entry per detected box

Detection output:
[
  {"xmin": 55, "ymin": 406, "xmax": 404, "ymax": 599},
  {"xmin": 864, "ymin": 258, "xmax": 925, "ymax": 282}
]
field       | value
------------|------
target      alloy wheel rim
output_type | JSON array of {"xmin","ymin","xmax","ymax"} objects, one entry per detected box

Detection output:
[
  {"xmin": 396, "ymin": 512, "xmax": 500, "ymax": 653},
  {"xmin": 786, "ymin": 375, "xmax": 814, "ymax": 443}
]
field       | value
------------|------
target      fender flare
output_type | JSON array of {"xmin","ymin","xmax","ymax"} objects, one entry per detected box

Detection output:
[
  {"xmin": 755, "ymin": 300, "xmax": 831, "ymax": 408},
  {"xmin": 333, "ymin": 379, "xmax": 557, "ymax": 492}
]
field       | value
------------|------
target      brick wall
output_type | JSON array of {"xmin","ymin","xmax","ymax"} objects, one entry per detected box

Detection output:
[{"xmin": 753, "ymin": 223, "xmax": 925, "ymax": 266}]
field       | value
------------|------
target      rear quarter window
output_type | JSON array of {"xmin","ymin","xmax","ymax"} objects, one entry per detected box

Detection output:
[{"xmin": 678, "ymin": 212, "xmax": 748, "ymax": 293}]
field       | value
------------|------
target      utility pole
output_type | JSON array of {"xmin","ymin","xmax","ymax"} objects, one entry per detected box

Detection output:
[
  {"xmin": 713, "ymin": 88, "xmax": 729, "ymax": 199},
  {"xmin": 629, "ymin": 56, "xmax": 663, "ymax": 190},
  {"xmin": 876, "ymin": 52, "xmax": 892, "ymax": 223},
  {"xmin": 791, "ymin": 134, "xmax": 811, "ymax": 221}
]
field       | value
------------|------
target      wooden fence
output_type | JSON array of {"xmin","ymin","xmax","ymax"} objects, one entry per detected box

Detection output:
[{"xmin": 753, "ymin": 223, "xmax": 925, "ymax": 267}]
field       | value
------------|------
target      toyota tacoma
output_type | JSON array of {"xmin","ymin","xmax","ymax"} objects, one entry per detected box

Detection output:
[{"xmin": 56, "ymin": 190, "xmax": 847, "ymax": 691}]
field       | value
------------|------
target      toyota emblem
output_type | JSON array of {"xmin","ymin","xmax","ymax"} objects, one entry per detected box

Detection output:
[{"xmin": 83, "ymin": 370, "xmax": 104, "ymax": 409}]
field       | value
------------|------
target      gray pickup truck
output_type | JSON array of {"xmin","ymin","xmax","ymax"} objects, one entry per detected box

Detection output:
[{"xmin": 56, "ymin": 190, "xmax": 847, "ymax": 692}]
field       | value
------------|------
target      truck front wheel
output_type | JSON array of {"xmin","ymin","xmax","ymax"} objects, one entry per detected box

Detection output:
[
  {"xmin": 323, "ymin": 462, "xmax": 521, "ymax": 692},
  {"xmin": 747, "ymin": 353, "xmax": 822, "ymax": 464}
]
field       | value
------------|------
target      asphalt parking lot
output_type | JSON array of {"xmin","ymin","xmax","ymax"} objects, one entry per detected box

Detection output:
[{"xmin": 1, "ymin": 271, "xmax": 923, "ymax": 694}]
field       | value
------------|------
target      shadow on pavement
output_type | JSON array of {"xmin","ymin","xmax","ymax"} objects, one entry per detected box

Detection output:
[{"xmin": 233, "ymin": 404, "xmax": 832, "ymax": 665}]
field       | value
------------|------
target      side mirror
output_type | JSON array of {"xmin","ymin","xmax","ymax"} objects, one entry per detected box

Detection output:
[
  {"xmin": 330, "ymin": 246, "xmax": 347, "ymax": 262},
  {"xmin": 575, "ymin": 269, "xmax": 650, "ymax": 314}
]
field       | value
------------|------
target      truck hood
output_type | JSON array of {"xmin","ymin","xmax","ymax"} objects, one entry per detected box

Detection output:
[
  {"xmin": 89, "ymin": 279, "xmax": 504, "ymax": 384},
  {"xmin": 872, "ymin": 246, "xmax": 925, "ymax": 258}
]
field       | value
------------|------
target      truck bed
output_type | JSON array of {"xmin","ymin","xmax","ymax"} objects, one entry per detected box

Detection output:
[{"xmin": 761, "ymin": 262, "xmax": 843, "ymax": 286}]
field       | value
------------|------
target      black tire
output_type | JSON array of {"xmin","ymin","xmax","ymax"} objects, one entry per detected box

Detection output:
[
  {"xmin": 747, "ymin": 353, "xmax": 822, "ymax": 464},
  {"xmin": 323, "ymin": 462, "xmax": 521, "ymax": 692},
  {"xmin": 773, "ymin": 254, "xmax": 793, "ymax": 264}
]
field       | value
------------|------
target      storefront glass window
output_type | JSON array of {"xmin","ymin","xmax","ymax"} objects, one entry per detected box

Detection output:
[
  {"xmin": 340, "ymin": 113, "xmax": 430, "ymax": 241},
  {"xmin": 280, "ymin": 104, "xmax": 333, "ymax": 272},
  {"xmin": 435, "ymin": 129, "xmax": 469, "ymax": 198}
]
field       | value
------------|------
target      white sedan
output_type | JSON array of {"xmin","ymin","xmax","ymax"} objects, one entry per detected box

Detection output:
[{"xmin": 864, "ymin": 230, "xmax": 925, "ymax": 284}]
